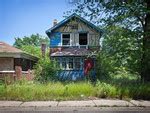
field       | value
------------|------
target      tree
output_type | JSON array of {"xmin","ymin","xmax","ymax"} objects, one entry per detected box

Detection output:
[
  {"xmin": 102, "ymin": 26, "xmax": 141, "ymax": 73},
  {"xmin": 13, "ymin": 34, "xmax": 49, "ymax": 49},
  {"xmin": 21, "ymin": 45, "xmax": 41, "ymax": 57},
  {"xmin": 13, "ymin": 34, "xmax": 49, "ymax": 57},
  {"xmin": 66, "ymin": 0, "xmax": 150, "ymax": 82}
]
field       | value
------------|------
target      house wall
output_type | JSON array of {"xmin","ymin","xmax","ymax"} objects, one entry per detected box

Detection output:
[
  {"xmin": 50, "ymin": 19, "xmax": 100, "ymax": 47},
  {"xmin": 58, "ymin": 70, "xmax": 84, "ymax": 81},
  {"xmin": 53, "ymin": 56, "xmax": 96, "ymax": 81},
  {"xmin": 50, "ymin": 32, "xmax": 61, "ymax": 47},
  {"xmin": 0, "ymin": 58, "xmax": 14, "ymax": 71}
]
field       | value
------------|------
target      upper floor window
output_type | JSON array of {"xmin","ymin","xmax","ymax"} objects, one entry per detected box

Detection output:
[
  {"xmin": 79, "ymin": 33, "xmax": 87, "ymax": 45},
  {"xmin": 62, "ymin": 34, "xmax": 70, "ymax": 46}
]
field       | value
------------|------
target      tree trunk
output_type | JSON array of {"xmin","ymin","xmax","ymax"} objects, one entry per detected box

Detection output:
[{"xmin": 141, "ymin": 0, "xmax": 150, "ymax": 82}]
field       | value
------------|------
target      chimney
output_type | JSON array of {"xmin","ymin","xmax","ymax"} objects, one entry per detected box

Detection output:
[
  {"xmin": 41, "ymin": 43, "xmax": 46, "ymax": 57},
  {"xmin": 53, "ymin": 19, "xmax": 57, "ymax": 26}
]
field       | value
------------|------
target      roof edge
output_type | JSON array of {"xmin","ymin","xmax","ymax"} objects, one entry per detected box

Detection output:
[{"xmin": 46, "ymin": 13, "xmax": 102, "ymax": 37}]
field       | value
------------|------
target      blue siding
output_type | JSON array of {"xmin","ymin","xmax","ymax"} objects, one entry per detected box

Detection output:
[
  {"xmin": 57, "ymin": 69, "xmax": 96, "ymax": 81},
  {"xmin": 57, "ymin": 70, "xmax": 84, "ymax": 81},
  {"xmin": 50, "ymin": 32, "xmax": 61, "ymax": 47}
]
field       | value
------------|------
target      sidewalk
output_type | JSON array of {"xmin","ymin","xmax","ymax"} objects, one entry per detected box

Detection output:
[{"xmin": 0, "ymin": 99, "xmax": 149, "ymax": 107}]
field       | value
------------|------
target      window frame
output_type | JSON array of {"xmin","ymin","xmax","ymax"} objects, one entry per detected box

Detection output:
[
  {"xmin": 79, "ymin": 33, "xmax": 88, "ymax": 46},
  {"xmin": 55, "ymin": 57, "xmax": 84, "ymax": 71},
  {"xmin": 61, "ymin": 33, "xmax": 71, "ymax": 46}
]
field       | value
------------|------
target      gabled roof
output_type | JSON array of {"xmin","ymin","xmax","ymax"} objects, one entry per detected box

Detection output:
[
  {"xmin": 0, "ymin": 41, "xmax": 38, "ymax": 61},
  {"xmin": 46, "ymin": 13, "xmax": 102, "ymax": 37}
]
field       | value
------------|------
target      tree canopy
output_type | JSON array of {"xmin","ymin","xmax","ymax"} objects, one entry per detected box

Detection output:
[
  {"xmin": 13, "ymin": 34, "xmax": 49, "ymax": 48},
  {"xmin": 65, "ymin": 0, "xmax": 150, "ymax": 82},
  {"xmin": 13, "ymin": 34, "xmax": 49, "ymax": 57}
]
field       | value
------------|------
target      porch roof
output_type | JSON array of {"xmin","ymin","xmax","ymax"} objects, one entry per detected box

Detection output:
[{"xmin": 50, "ymin": 48, "xmax": 95, "ymax": 57}]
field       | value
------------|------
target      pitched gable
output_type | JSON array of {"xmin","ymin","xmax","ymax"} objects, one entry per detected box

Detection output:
[{"xmin": 46, "ymin": 13, "xmax": 102, "ymax": 37}]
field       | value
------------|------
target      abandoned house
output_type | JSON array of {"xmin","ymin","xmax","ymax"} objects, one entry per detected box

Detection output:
[
  {"xmin": 46, "ymin": 13, "xmax": 102, "ymax": 80},
  {"xmin": 0, "ymin": 41, "xmax": 38, "ymax": 71}
]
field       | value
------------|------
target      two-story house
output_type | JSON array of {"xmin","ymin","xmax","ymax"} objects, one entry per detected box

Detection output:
[{"xmin": 46, "ymin": 13, "xmax": 101, "ymax": 81}]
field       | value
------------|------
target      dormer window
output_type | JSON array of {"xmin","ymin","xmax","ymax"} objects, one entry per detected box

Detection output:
[{"xmin": 62, "ymin": 34, "xmax": 70, "ymax": 46}]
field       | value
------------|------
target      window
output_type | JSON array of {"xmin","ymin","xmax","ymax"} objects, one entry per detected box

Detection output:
[
  {"xmin": 68, "ymin": 58, "xmax": 73, "ymax": 69},
  {"xmin": 55, "ymin": 57, "xmax": 83, "ymax": 70},
  {"xmin": 74, "ymin": 58, "xmax": 81, "ymax": 70},
  {"xmin": 62, "ymin": 34, "xmax": 70, "ymax": 46},
  {"xmin": 62, "ymin": 58, "xmax": 66, "ymax": 69},
  {"xmin": 79, "ymin": 33, "xmax": 87, "ymax": 45}
]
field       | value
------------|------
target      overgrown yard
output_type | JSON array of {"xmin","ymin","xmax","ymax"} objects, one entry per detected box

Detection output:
[{"xmin": 0, "ymin": 80, "xmax": 149, "ymax": 101}]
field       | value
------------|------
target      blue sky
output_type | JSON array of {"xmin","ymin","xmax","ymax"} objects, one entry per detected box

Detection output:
[{"xmin": 0, "ymin": 0, "xmax": 73, "ymax": 45}]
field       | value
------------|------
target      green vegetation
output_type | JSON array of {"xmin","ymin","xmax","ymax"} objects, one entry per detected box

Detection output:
[
  {"xmin": 0, "ymin": 80, "xmax": 149, "ymax": 101},
  {"xmin": 66, "ymin": 1, "xmax": 150, "ymax": 82},
  {"xmin": 13, "ymin": 34, "xmax": 49, "ymax": 57},
  {"xmin": 34, "ymin": 57, "xmax": 58, "ymax": 82},
  {"xmin": 9, "ymin": 1, "xmax": 150, "ymax": 101}
]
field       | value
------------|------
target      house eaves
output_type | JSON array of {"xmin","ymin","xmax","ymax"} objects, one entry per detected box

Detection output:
[{"xmin": 46, "ymin": 13, "xmax": 102, "ymax": 37}]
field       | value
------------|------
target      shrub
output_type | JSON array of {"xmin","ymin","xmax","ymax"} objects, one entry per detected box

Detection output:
[{"xmin": 34, "ymin": 57, "xmax": 58, "ymax": 82}]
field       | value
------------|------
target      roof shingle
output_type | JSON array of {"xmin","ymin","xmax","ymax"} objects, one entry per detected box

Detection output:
[{"xmin": 0, "ymin": 42, "xmax": 22, "ymax": 53}]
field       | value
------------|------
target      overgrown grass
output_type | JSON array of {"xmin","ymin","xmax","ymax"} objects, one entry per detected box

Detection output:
[{"xmin": 0, "ymin": 80, "xmax": 149, "ymax": 101}]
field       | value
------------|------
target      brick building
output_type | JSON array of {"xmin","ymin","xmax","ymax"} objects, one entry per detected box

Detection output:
[{"xmin": 0, "ymin": 42, "xmax": 38, "ymax": 71}]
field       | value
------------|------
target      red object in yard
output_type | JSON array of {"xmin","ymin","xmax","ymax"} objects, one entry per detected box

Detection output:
[{"xmin": 84, "ymin": 58, "xmax": 94, "ymax": 75}]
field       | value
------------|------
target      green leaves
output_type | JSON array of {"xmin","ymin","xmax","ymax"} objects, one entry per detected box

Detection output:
[
  {"xmin": 13, "ymin": 34, "xmax": 49, "ymax": 49},
  {"xmin": 102, "ymin": 26, "xmax": 142, "ymax": 73},
  {"xmin": 34, "ymin": 57, "xmax": 58, "ymax": 82}
]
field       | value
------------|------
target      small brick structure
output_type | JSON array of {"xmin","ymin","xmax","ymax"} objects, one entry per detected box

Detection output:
[
  {"xmin": 0, "ymin": 41, "xmax": 38, "ymax": 84},
  {"xmin": 0, "ymin": 42, "xmax": 38, "ymax": 71},
  {"xmin": 0, "ymin": 67, "xmax": 34, "ymax": 84}
]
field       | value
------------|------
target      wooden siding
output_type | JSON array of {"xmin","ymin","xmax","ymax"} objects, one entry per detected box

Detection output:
[{"xmin": 50, "ymin": 19, "xmax": 100, "ymax": 47}]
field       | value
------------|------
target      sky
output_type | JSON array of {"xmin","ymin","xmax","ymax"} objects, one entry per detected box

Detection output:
[{"xmin": 0, "ymin": 0, "xmax": 73, "ymax": 45}]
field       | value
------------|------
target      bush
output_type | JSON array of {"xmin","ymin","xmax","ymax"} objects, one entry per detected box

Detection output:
[
  {"xmin": 96, "ymin": 52, "xmax": 116, "ymax": 80},
  {"xmin": 34, "ymin": 57, "xmax": 58, "ymax": 82}
]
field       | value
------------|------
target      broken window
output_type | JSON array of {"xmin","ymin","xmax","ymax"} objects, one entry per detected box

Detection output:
[
  {"xmin": 79, "ymin": 33, "xmax": 87, "ymax": 45},
  {"xmin": 62, "ymin": 34, "xmax": 70, "ymax": 46},
  {"xmin": 56, "ymin": 57, "xmax": 83, "ymax": 70}
]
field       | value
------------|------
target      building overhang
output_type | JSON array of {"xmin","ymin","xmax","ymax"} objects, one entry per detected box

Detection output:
[{"xmin": 0, "ymin": 52, "xmax": 38, "ymax": 61}]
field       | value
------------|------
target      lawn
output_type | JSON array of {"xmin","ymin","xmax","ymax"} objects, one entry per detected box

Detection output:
[{"xmin": 0, "ymin": 80, "xmax": 149, "ymax": 101}]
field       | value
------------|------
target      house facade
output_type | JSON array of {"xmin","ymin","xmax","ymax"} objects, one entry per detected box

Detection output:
[
  {"xmin": 0, "ymin": 42, "xmax": 38, "ymax": 71},
  {"xmin": 46, "ymin": 13, "xmax": 101, "ymax": 81}
]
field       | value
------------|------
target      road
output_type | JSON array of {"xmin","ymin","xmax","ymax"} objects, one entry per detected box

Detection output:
[{"xmin": 0, "ymin": 107, "xmax": 149, "ymax": 113}]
